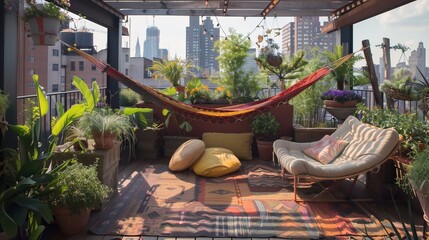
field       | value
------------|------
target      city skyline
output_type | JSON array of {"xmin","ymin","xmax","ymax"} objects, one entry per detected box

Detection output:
[{"xmin": 79, "ymin": 0, "xmax": 429, "ymax": 69}]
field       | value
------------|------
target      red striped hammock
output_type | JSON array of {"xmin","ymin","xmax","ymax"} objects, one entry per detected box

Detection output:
[{"xmin": 66, "ymin": 43, "xmax": 355, "ymax": 123}]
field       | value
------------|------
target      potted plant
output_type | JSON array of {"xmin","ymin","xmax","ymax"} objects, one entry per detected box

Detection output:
[
  {"xmin": 23, "ymin": 0, "xmax": 69, "ymax": 45},
  {"xmin": 252, "ymin": 112, "xmax": 280, "ymax": 161},
  {"xmin": 399, "ymin": 147, "xmax": 429, "ymax": 228},
  {"xmin": 77, "ymin": 108, "xmax": 136, "ymax": 150},
  {"xmin": 321, "ymin": 89, "xmax": 363, "ymax": 122},
  {"xmin": 380, "ymin": 68, "xmax": 423, "ymax": 101},
  {"xmin": 148, "ymin": 57, "xmax": 197, "ymax": 94},
  {"xmin": 320, "ymin": 45, "xmax": 364, "ymax": 90},
  {"xmin": 45, "ymin": 161, "xmax": 110, "ymax": 235}
]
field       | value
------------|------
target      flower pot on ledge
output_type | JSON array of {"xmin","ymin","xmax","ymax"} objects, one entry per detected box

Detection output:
[
  {"xmin": 323, "ymin": 100, "xmax": 357, "ymax": 122},
  {"xmin": 27, "ymin": 16, "xmax": 60, "ymax": 46}
]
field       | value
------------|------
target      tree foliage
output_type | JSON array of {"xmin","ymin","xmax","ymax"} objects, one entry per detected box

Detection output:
[{"xmin": 213, "ymin": 29, "xmax": 263, "ymax": 103}]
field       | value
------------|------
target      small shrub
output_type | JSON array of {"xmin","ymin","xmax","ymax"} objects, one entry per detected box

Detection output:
[{"xmin": 119, "ymin": 88, "xmax": 141, "ymax": 107}]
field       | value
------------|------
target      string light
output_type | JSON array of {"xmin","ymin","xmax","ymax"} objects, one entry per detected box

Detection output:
[
  {"xmin": 223, "ymin": 0, "xmax": 229, "ymax": 16},
  {"xmin": 203, "ymin": 29, "xmax": 207, "ymax": 35},
  {"xmin": 210, "ymin": 35, "xmax": 214, "ymax": 41},
  {"xmin": 205, "ymin": 0, "xmax": 208, "ymax": 6}
]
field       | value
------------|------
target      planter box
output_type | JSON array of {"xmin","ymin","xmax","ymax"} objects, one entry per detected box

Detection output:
[
  {"xmin": 135, "ymin": 129, "xmax": 162, "ymax": 160},
  {"xmin": 293, "ymin": 124, "xmax": 337, "ymax": 143},
  {"xmin": 163, "ymin": 135, "xmax": 198, "ymax": 157}
]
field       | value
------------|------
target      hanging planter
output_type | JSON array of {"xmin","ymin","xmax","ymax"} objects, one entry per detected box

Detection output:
[
  {"xmin": 266, "ymin": 53, "xmax": 283, "ymax": 67},
  {"xmin": 27, "ymin": 16, "xmax": 60, "ymax": 46},
  {"xmin": 23, "ymin": 1, "xmax": 69, "ymax": 46}
]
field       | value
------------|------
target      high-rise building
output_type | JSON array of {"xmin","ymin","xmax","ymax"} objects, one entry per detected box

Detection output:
[
  {"xmin": 158, "ymin": 49, "xmax": 169, "ymax": 59},
  {"xmin": 186, "ymin": 16, "xmax": 219, "ymax": 77},
  {"xmin": 135, "ymin": 36, "xmax": 141, "ymax": 57},
  {"xmin": 281, "ymin": 22, "xmax": 294, "ymax": 58},
  {"xmin": 242, "ymin": 48, "xmax": 258, "ymax": 73},
  {"xmin": 143, "ymin": 26, "xmax": 160, "ymax": 60},
  {"xmin": 409, "ymin": 42, "xmax": 426, "ymax": 81},
  {"xmin": 281, "ymin": 17, "xmax": 336, "ymax": 58}
]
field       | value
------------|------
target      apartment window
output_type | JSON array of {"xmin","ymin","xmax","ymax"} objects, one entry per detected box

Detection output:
[
  {"xmin": 28, "ymin": 56, "xmax": 35, "ymax": 62},
  {"xmin": 91, "ymin": 64, "xmax": 96, "ymax": 71},
  {"xmin": 91, "ymin": 78, "xmax": 96, "ymax": 82},
  {"xmin": 79, "ymin": 61, "xmax": 84, "ymax": 71},
  {"xmin": 28, "ymin": 82, "xmax": 35, "ymax": 88},
  {"xmin": 52, "ymin": 84, "xmax": 59, "ymax": 92},
  {"xmin": 52, "ymin": 64, "xmax": 59, "ymax": 71},
  {"xmin": 125, "ymin": 54, "xmax": 129, "ymax": 62},
  {"xmin": 29, "ymin": 69, "xmax": 35, "ymax": 76},
  {"xmin": 52, "ymin": 49, "xmax": 59, "ymax": 56},
  {"xmin": 61, "ymin": 76, "xmax": 66, "ymax": 83},
  {"xmin": 70, "ymin": 61, "xmax": 76, "ymax": 71},
  {"xmin": 125, "ymin": 68, "xmax": 129, "ymax": 75}
]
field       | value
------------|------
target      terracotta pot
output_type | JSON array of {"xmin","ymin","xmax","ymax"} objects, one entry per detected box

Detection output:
[
  {"xmin": 256, "ymin": 139, "xmax": 275, "ymax": 161},
  {"xmin": 54, "ymin": 207, "xmax": 91, "ymax": 235},
  {"xmin": 27, "ymin": 17, "xmax": 60, "ymax": 46},
  {"xmin": 92, "ymin": 131, "xmax": 116, "ymax": 149},
  {"xmin": 323, "ymin": 100, "xmax": 357, "ymax": 108}
]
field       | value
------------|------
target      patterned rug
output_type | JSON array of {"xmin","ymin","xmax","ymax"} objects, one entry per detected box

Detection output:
[{"xmin": 89, "ymin": 162, "xmax": 395, "ymax": 238}]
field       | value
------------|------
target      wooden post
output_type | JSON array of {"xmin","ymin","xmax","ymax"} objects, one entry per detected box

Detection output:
[
  {"xmin": 362, "ymin": 40, "xmax": 383, "ymax": 107},
  {"xmin": 383, "ymin": 38, "xmax": 394, "ymax": 109}
]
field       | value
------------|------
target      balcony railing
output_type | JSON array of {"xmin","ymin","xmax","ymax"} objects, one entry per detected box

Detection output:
[{"xmin": 15, "ymin": 87, "xmax": 424, "ymax": 141}]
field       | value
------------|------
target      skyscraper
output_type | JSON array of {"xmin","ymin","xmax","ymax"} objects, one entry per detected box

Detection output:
[
  {"xmin": 281, "ymin": 17, "xmax": 336, "ymax": 58},
  {"xmin": 409, "ymin": 42, "xmax": 426, "ymax": 81},
  {"xmin": 281, "ymin": 22, "xmax": 294, "ymax": 58},
  {"xmin": 143, "ymin": 26, "xmax": 160, "ymax": 60},
  {"xmin": 135, "ymin": 36, "xmax": 141, "ymax": 57},
  {"xmin": 186, "ymin": 16, "xmax": 219, "ymax": 76}
]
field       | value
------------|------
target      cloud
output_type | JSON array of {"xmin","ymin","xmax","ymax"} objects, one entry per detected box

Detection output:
[{"xmin": 379, "ymin": 0, "xmax": 429, "ymax": 30}]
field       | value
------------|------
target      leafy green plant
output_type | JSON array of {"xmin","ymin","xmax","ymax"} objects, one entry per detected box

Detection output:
[
  {"xmin": 44, "ymin": 161, "xmax": 110, "ymax": 213},
  {"xmin": 251, "ymin": 112, "xmax": 280, "ymax": 141},
  {"xmin": 255, "ymin": 49, "xmax": 308, "ymax": 90},
  {"xmin": 23, "ymin": 1, "xmax": 69, "ymax": 22},
  {"xmin": 380, "ymin": 68, "xmax": 422, "ymax": 101},
  {"xmin": 289, "ymin": 53, "xmax": 332, "ymax": 127},
  {"xmin": 162, "ymin": 109, "xmax": 192, "ymax": 135},
  {"xmin": 398, "ymin": 147, "xmax": 429, "ymax": 196},
  {"xmin": 78, "ymin": 108, "xmax": 136, "ymax": 144},
  {"xmin": 319, "ymin": 45, "xmax": 364, "ymax": 90},
  {"xmin": 357, "ymin": 103, "xmax": 429, "ymax": 158},
  {"xmin": 119, "ymin": 88, "xmax": 141, "ymax": 107},
  {"xmin": 0, "ymin": 90, "xmax": 9, "ymax": 117},
  {"xmin": 148, "ymin": 58, "xmax": 197, "ymax": 86},
  {"xmin": 213, "ymin": 29, "xmax": 263, "ymax": 103},
  {"xmin": 0, "ymin": 75, "xmax": 95, "ymax": 239}
]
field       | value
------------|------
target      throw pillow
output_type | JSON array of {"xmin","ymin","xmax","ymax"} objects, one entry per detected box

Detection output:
[
  {"xmin": 169, "ymin": 139, "xmax": 205, "ymax": 171},
  {"xmin": 192, "ymin": 147, "xmax": 241, "ymax": 177},
  {"xmin": 303, "ymin": 135, "xmax": 348, "ymax": 164},
  {"xmin": 202, "ymin": 132, "xmax": 253, "ymax": 160}
]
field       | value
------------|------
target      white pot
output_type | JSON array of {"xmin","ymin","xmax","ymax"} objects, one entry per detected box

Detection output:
[{"xmin": 27, "ymin": 17, "xmax": 60, "ymax": 46}]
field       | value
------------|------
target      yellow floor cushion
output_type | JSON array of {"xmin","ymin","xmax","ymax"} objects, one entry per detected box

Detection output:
[
  {"xmin": 192, "ymin": 147, "xmax": 241, "ymax": 177},
  {"xmin": 202, "ymin": 132, "xmax": 253, "ymax": 160},
  {"xmin": 169, "ymin": 139, "xmax": 205, "ymax": 171}
]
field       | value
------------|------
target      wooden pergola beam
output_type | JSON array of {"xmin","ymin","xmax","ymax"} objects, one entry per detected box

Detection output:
[{"xmin": 322, "ymin": 0, "xmax": 415, "ymax": 33}]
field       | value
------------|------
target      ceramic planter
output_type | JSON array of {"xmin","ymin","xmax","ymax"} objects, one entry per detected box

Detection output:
[
  {"xmin": 323, "ymin": 100, "xmax": 357, "ymax": 122},
  {"xmin": 27, "ymin": 17, "xmax": 60, "ymax": 46}
]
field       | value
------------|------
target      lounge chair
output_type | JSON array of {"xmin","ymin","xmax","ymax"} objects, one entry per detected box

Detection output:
[{"xmin": 273, "ymin": 115, "xmax": 400, "ymax": 201}]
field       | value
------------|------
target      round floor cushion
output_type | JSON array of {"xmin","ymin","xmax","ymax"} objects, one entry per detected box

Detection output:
[
  {"xmin": 169, "ymin": 139, "xmax": 205, "ymax": 171},
  {"xmin": 192, "ymin": 147, "xmax": 241, "ymax": 177}
]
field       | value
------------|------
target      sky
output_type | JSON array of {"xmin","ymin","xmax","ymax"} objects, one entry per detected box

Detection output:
[{"xmin": 78, "ymin": 0, "xmax": 429, "ymax": 68}]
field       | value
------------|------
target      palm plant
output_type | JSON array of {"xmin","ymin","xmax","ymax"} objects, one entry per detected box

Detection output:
[
  {"xmin": 148, "ymin": 58, "xmax": 197, "ymax": 86},
  {"xmin": 321, "ymin": 45, "xmax": 363, "ymax": 90}
]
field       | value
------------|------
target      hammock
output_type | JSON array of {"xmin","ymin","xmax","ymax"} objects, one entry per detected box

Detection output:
[{"xmin": 65, "ymin": 43, "xmax": 355, "ymax": 123}]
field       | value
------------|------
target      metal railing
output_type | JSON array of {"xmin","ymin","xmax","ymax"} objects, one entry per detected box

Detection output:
[{"xmin": 15, "ymin": 86, "xmax": 424, "ymax": 141}]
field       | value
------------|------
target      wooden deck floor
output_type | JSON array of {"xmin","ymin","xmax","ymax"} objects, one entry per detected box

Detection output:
[{"xmin": 43, "ymin": 157, "xmax": 427, "ymax": 240}]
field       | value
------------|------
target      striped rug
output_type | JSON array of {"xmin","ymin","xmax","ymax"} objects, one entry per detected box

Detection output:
[{"xmin": 89, "ymin": 161, "xmax": 395, "ymax": 238}]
